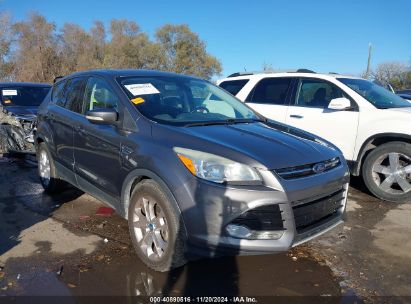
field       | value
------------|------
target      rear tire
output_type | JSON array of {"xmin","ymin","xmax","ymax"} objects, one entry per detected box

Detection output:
[
  {"xmin": 128, "ymin": 179, "xmax": 187, "ymax": 272},
  {"xmin": 362, "ymin": 142, "xmax": 411, "ymax": 203},
  {"xmin": 37, "ymin": 142, "xmax": 67, "ymax": 193}
]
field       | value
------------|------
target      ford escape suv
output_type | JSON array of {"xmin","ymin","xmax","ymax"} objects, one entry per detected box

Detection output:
[
  {"xmin": 35, "ymin": 69, "xmax": 349, "ymax": 271},
  {"xmin": 218, "ymin": 71, "xmax": 411, "ymax": 203}
]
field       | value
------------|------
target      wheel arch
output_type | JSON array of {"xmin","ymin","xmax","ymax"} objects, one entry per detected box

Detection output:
[
  {"xmin": 353, "ymin": 133, "xmax": 411, "ymax": 176},
  {"xmin": 121, "ymin": 169, "xmax": 187, "ymax": 236}
]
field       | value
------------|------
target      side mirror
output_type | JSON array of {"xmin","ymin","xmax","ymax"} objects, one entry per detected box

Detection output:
[
  {"xmin": 328, "ymin": 97, "xmax": 351, "ymax": 111},
  {"xmin": 86, "ymin": 108, "xmax": 118, "ymax": 125}
]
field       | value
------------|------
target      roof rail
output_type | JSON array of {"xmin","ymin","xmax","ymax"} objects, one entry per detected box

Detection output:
[
  {"xmin": 295, "ymin": 69, "xmax": 315, "ymax": 73},
  {"xmin": 227, "ymin": 72, "xmax": 254, "ymax": 78},
  {"xmin": 227, "ymin": 69, "xmax": 316, "ymax": 77},
  {"xmin": 53, "ymin": 76, "xmax": 64, "ymax": 83}
]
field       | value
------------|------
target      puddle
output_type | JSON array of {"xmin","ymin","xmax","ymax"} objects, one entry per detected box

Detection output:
[{"xmin": 1, "ymin": 251, "xmax": 343, "ymax": 297}]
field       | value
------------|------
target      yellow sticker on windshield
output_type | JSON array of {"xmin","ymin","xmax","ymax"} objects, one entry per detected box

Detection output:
[
  {"xmin": 131, "ymin": 97, "xmax": 145, "ymax": 105},
  {"xmin": 4, "ymin": 99, "xmax": 11, "ymax": 104}
]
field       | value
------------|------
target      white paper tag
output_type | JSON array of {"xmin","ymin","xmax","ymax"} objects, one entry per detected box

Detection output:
[
  {"xmin": 2, "ymin": 89, "xmax": 18, "ymax": 96},
  {"xmin": 124, "ymin": 83, "xmax": 160, "ymax": 96}
]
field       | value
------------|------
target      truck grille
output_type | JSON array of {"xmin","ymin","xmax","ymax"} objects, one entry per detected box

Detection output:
[
  {"xmin": 292, "ymin": 188, "xmax": 345, "ymax": 234},
  {"xmin": 275, "ymin": 157, "xmax": 341, "ymax": 180}
]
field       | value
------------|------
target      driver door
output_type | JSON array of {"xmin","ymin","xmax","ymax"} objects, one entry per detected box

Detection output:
[
  {"xmin": 286, "ymin": 78, "xmax": 360, "ymax": 160},
  {"xmin": 73, "ymin": 77, "xmax": 123, "ymax": 199}
]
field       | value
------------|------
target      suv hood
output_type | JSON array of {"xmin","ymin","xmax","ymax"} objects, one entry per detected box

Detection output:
[
  {"xmin": 176, "ymin": 122, "xmax": 341, "ymax": 170},
  {"xmin": 2, "ymin": 106, "xmax": 38, "ymax": 117}
]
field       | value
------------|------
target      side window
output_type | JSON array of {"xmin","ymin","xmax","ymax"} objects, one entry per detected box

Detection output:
[
  {"xmin": 64, "ymin": 77, "xmax": 87, "ymax": 113},
  {"xmin": 295, "ymin": 78, "xmax": 347, "ymax": 108},
  {"xmin": 219, "ymin": 79, "xmax": 249, "ymax": 96},
  {"xmin": 247, "ymin": 78, "xmax": 291, "ymax": 105},
  {"xmin": 52, "ymin": 81, "xmax": 66, "ymax": 107},
  {"xmin": 83, "ymin": 77, "xmax": 119, "ymax": 112}
]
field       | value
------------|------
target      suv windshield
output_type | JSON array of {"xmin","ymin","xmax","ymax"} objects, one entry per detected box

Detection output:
[
  {"xmin": 118, "ymin": 76, "xmax": 260, "ymax": 126},
  {"xmin": 1, "ymin": 86, "xmax": 50, "ymax": 107},
  {"xmin": 338, "ymin": 78, "xmax": 411, "ymax": 109}
]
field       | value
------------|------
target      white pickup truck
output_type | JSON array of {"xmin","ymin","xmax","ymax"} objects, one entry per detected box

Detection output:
[{"xmin": 218, "ymin": 71, "xmax": 411, "ymax": 203}]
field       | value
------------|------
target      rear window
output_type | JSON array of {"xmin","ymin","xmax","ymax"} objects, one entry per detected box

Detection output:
[
  {"xmin": 1, "ymin": 86, "xmax": 50, "ymax": 106},
  {"xmin": 219, "ymin": 79, "xmax": 249, "ymax": 96}
]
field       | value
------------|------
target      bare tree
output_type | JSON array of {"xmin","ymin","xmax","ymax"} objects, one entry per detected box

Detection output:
[
  {"xmin": 262, "ymin": 62, "xmax": 275, "ymax": 72},
  {"xmin": 2, "ymin": 13, "xmax": 222, "ymax": 82},
  {"xmin": 13, "ymin": 13, "xmax": 61, "ymax": 83},
  {"xmin": 372, "ymin": 61, "xmax": 409, "ymax": 90},
  {"xmin": 0, "ymin": 12, "xmax": 14, "ymax": 81},
  {"xmin": 59, "ymin": 21, "xmax": 106, "ymax": 74}
]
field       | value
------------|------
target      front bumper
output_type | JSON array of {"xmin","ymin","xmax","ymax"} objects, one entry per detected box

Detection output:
[{"xmin": 176, "ymin": 161, "xmax": 349, "ymax": 257}]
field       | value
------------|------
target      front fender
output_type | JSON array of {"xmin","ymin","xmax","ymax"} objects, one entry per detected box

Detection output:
[{"xmin": 120, "ymin": 168, "xmax": 188, "ymax": 240}]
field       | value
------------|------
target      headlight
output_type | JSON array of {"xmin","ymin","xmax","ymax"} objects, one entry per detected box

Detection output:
[{"xmin": 173, "ymin": 147, "xmax": 262, "ymax": 184}]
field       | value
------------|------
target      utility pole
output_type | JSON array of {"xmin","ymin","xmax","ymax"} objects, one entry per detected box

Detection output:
[{"xmin": 365, "ymin": 43, "xmax": 372, "ymax": 79}]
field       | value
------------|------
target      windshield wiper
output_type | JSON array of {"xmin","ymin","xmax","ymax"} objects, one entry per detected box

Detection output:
[{"xmin": 184, "ymin": 118, "xmax": 264, "ymax": 127}]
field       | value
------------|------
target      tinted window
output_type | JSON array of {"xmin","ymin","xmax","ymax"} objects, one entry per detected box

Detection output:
[
  {"xmin": 1, "ymin": 86, "xmax": 50, "ymax": 107},
  {"xmin": 64, "ymin": 77, "xmax": 87, "ymax": 113},
  {"xmin": 52, "ymin": 81, "xmax": 66, "ymax": 106},
  {"xmin": 219, "ymin": 79, "xmax": 249, "ymax": 96},
  {"xmin": 247, "ymin": 78, "xmax": 291, "ymax": 105},
  {"xmin": 84, "ymin": 77, "xmax": 119, "ymax": 112},
  {"xmin": 295, "ymin": 78, "xmax": 346, "ymax": 108}
]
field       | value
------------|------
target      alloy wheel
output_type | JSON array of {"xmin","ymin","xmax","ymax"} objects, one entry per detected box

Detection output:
[
  {"xmin": 132, "ymin": 196, "xmax": 169, "ymax": 261},
  {"xmin": 39, "ymin": 149, "xmax": 51, "ymax": 187},
  {"xmin": 372, "ymin": 152, "xmax": 411, "ymax": 195}
]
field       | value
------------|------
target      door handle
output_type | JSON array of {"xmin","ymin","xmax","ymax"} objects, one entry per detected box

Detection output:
[{"xmin": 290, "ymin": 114, "xmax": 304, "ymax": 119}]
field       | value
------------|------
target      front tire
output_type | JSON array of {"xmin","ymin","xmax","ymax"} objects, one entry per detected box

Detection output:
[
  {"xmin": 362, "ymin": 142, "xmax": 411, "ymax": 203},
  {"xmin": 128, "ymin": 179, "xmax": 187, "ymax": 272}
]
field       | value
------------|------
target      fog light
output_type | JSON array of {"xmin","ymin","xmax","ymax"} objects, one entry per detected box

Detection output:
[
  {"xmin": 226, "ymin": 224, "xmax": 284, "ymax": 240},
  {"xmin": 226, "ymin": 224, "xmax": 251, "ymax": 239}
]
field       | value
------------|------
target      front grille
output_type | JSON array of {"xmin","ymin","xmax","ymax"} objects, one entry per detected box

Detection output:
[
  {"xmin": 293, "ymin": 188, "xmax": 345, "ymax": 234},
  {"xmin": 275, "ymin": 157, "xmax": 341, "ymax": 180},
  {"xmin": 231, "ymin": 204, "xmax": 284, "ymax": 231}
]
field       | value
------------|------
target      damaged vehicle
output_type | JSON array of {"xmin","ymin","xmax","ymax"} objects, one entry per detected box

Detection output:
[{"xmin": 0, "ymin": 83, "xmax": 51, "ymax": 155}]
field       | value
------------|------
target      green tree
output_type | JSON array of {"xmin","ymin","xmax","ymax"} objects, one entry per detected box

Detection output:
[{"xmin": 155, "ymin": 24, "xmax": 221, "ymax": 79}]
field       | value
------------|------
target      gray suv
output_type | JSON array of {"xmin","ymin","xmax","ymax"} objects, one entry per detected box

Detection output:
[{"xmin": 35, "ymin": 69, "xmax": 349, "ymax": 271}]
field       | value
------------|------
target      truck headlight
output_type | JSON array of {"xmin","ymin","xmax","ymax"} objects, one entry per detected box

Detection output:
[{"xmin": 174, "ymin": 147, "xmax": 262, "ymax": 184}]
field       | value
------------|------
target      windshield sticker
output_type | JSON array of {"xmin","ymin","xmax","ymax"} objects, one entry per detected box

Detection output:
[
  {"xmin": 124, "ymin": 83, "xmax": 160, "ymax": 96},
  {"xmin": 2, "ymin": 89, "xmax": 18, "ymax": 96},
  {"xmin": 131, "ymin": 97, "xmax": 145, "ymax": 105}
]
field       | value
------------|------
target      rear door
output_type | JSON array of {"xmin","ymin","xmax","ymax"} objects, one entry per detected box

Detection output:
[
  {"xmin": 73, "ymin": 76, "xmax": 123, "ymax": 199},
  {"xmin": 285, "ymin": 77, "xmax": 359, "ymax": 160},
  {"xmin": 46, "ymin": 77, "xmax": 87, "ymax": 178},
  {"xmin": 244, "ymin": 77, "xmax": 293, "ymax": 123}
]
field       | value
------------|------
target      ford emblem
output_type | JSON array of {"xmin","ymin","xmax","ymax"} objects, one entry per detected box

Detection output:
[{"xmin": 313, "ymin": 162, "xmax": 326, "ymax": 173}]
